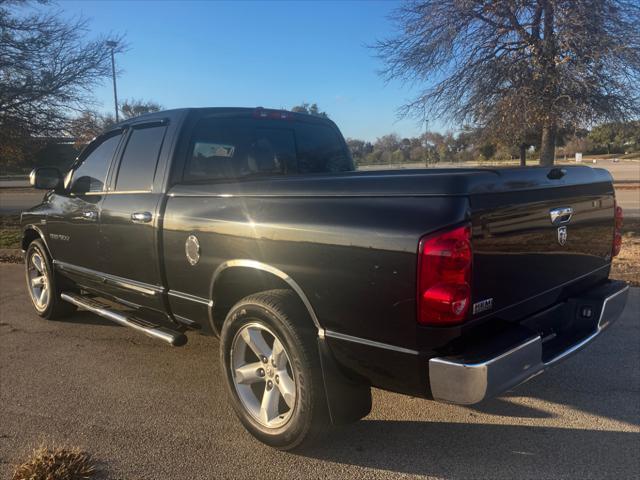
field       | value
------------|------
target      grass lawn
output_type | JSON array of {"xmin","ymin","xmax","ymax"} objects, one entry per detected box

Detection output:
[
  {"xmin": 0, "ymin": 215, "xmax": 21, "ymax": 249},
  {"xmin": 0, "ymin": 229, "xmax": 21, "ymax": 249},
  {"xmin": 611, "ymin": 218, "xmax": 640, "ymax": 286}
]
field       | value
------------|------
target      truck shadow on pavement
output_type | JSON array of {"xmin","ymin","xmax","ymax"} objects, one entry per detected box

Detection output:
[
  {"xmin": 298, "ymin": 420, "xmax": 638, "ymax": 479},
  {"xmin": 297, "ymin": 372, "xmax": 639, "ymax": 477},
  {"xmin": 464, "ymin": 395, "xmax": 554, "ymax": 418},
  {"xmin": 296, "ymin": 295, "xmax": 639, "ymax": 478},
  {"xmin": 296, "ymin": 378, "xmax": 639, "ymax": 478}
]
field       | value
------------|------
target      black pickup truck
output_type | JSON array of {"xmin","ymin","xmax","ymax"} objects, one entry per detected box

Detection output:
[{"xmin": 22, "ymin": 107, "xmax": 628, "ymax": 449}]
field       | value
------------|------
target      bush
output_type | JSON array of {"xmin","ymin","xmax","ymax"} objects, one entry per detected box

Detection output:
[{"xmin": 12, "ymin": 447, "xmax": 96, "ymax": 480}]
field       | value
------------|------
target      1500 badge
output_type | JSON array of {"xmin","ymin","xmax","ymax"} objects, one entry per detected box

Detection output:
[
  {"xmin": 49, "ymin": 233, "xmax": 70, "ymax": 242},
  {"xmin": 472, "ymin": 298, "xmax": 493, "ymax": 315}
]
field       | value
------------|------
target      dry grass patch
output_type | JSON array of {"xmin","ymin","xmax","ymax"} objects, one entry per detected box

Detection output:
[
  {"xmin": 12, "ymin": 446, "xmax": 97, "ymax": 480},
  {"xmin": 0, "ymin": 228, "xmax": 21, "ymax": 249},
  {"xmin": 0, "ymin": 214, "xmax": 20, "ymax": 228},
  {"xmin": 0, "ymin": 214, "xmax": 21, "ymax": 249},
  {"xmin": 611, "ymin": 218, "xmax": 640, "ymax": 287}
]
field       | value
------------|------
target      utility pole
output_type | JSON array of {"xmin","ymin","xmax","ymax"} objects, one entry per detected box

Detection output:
[
  {"xmin": 106, "ymin": 40, "xmax": 119, "ymax": 122},
  {"xmin": 424, "ymin": 119, "xmax": 429, "ymax": 168}
]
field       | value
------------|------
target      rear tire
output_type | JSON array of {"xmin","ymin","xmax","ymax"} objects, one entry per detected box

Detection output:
[
  {"xmin": 220, "ymin": 289, "xmax": 329, "ymax": 450},
  {"xmin": 24, "ymin": 239, "xmax": 76, "ymax": 320}
]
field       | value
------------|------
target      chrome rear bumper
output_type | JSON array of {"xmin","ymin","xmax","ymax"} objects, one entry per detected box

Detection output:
[{"xmin": 428, "ymin": 282, "xmax": 629, "ymax": 405}]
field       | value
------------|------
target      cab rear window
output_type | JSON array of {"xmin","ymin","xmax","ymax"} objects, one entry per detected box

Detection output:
[{"xmin": 184, "ymin": 118, "xmax": 353, "ymax": 181}]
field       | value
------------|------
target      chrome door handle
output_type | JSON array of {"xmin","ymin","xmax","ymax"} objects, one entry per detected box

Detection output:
[
  {"xmin": 131, "ymin": 211, "xmax": 153, "ymax": 223},
  {"xmin": 82, "ymin": 211, "xmax": 97, "ymax": 220}
]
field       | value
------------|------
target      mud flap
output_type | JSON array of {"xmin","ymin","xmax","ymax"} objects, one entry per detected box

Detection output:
[{"xmin": 317, "ymin": 335, "xmax": 372, "ymax": 425}]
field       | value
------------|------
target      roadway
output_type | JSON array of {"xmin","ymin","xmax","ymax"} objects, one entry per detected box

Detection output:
[{"xmin": 0, "ymin": 264, "xmax": 638, "ymax": 479}]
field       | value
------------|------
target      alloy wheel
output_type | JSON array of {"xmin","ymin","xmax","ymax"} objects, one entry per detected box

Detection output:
[
  {"xmin": 230, "ymin": 323, "xmax": 297, "ymax": 428},
  {"xmin": 27, "ymin": 251, "xmax": 50, "ymax": 312}
]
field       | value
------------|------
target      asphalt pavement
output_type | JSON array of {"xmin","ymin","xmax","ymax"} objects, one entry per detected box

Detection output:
[
  {"xmin": 0, "ymin": 188, "xmax": 44, "ymax": 215},
  {"xmin": 0, "ymin": 264, "xmax": 638, "ymax": 479},
  {"xmin": 616, "ymin": 188, "xmax": 640, "ymax": 218},
  {"xmin": 0, "ymin": 179, "xmax": 29, "ymax": 188}
]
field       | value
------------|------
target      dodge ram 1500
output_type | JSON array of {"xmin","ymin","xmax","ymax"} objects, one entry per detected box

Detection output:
[{"xmin": 22, "ymin": 107, "xmax": 628, "ymax": 449}]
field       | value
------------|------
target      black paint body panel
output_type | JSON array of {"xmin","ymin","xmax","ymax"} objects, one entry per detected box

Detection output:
[
  {"xmin": 164, "ymin": 192, "xmax": 470, "ymax": 348},
  {"xmin": 21, "ymin": 107, "xmax": 618, "ymax": 398}
]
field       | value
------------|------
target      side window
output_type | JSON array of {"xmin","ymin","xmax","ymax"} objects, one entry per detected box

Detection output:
[
  {"xmin": 295, "ymin": 123, "xmax": 353, "ymax": 173},
  {"xmin": 186, "ymin": 119, "xmax": 251, "ymax": 180},
  {"xmin": 115, "ymin": 125, "xmax": 167, "ymax": 191},
  {"xmin": 252, "ymin": 128, "xmax": 296, "ymax": 174},
  {"xmin": 182, "ymin": 118, "xmax": 353, "ymax": 182},
  {"xmin": 185, "ymin": 119, "xmax": 294, "ymax": 181},
  {"xmin": 70, "ymin": 133, "xmax": 122, "ymax": 194}
]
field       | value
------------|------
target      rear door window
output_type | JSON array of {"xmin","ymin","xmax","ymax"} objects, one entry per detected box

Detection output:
[{"xmin": 114, "ymin": 125, "xmax": 167, "ymax": 191}]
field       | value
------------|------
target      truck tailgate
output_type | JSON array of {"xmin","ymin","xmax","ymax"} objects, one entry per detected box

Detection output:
[{"xmin": 469, "ymin": 167, "xmax": 615, "ymax": 322}]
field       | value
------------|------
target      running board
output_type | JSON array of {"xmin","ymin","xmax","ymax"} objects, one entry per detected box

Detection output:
[{"xmin": 61, "ymin": 292, "xmax": 187, "ymax": 347}]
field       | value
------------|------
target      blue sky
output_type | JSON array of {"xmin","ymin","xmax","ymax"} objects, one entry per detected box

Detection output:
[{"xmin": 48, "ymin": 0, "xmax": 439, "ymax": 141}]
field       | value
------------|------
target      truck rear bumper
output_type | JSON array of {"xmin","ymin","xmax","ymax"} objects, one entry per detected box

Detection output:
[{"xmin": 428, "ymin": 281, "xmax": 629, "ymax": 405}]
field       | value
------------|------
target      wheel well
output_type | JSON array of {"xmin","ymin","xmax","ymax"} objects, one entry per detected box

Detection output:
[
  {"xmin": 211, "ymin": 267, "xmax": 315, "ymax": 335},
  {"xmin": 22, "ymin": 228, "xmax": 41, "ymax": 251}
]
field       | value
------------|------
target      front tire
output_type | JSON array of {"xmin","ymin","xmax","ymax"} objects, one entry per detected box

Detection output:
[
  {"xmin": 25, "ymin": 239, "xmax": 76, "ymax": 320},
  {"xmin": 220, "ymin": 289, "xmax": 329, "ymax": 450}
]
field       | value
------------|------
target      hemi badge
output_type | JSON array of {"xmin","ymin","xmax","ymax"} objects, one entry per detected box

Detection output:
[{"xmin": 473, "ymin": 298, "xmax": 493, "ymax": 315}]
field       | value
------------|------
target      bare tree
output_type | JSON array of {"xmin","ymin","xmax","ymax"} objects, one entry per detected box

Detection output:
[
  {"xmin": 120, "ymin": 98, "xmax": 162, "ymax": 119},
  {"xmin": 375, "ymin": 0, "xmax": 640, "ymax": 165},
  {"xmin": 68, "ymin": 99, "xmax": 163, "ymax": 150},
  {"xmin": 0, "ymin": 0, "xmax": 125, "ymax": 166},
  {"xmin": 67, "ymin": 111, "xmax": 110, "ymax": 149},
  {"xmin": 291, "ymin": 102, "xmax": 329, "ymax": 118}
]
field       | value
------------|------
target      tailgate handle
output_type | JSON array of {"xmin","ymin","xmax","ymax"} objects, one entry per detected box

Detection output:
[
  {"xmin": 550, "ymin": 207, "xmax": 573, "ymax": 225},
  {"xmin": 547, "ymin": 168, "xmax": 567, "ymax": 179}
]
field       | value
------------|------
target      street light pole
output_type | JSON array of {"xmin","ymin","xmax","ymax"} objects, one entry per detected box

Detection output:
[
  {"xmin": 424, "ymin": 119, "xmax": 429, "ymax": 167},
  {"xmin": 106, "ymin": 41, "xmax": 119, "ymax": 122}
]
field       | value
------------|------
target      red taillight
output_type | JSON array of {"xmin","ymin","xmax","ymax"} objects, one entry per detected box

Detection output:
[
  {"xmin": 417, "ymin": 224, "xmax": 472, "ymax": 326},
  {"xmin": 613, "ymin": 201, "xmax": 623, "ymax": 257}
]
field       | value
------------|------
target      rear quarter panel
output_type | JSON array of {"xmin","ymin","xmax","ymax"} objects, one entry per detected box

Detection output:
[{"xmin": 162, "ymin": 190, "xmax": 469, "ymax": 350}]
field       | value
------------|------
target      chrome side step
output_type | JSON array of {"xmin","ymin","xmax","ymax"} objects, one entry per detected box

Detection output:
[{"xmin": 61, "ymin": 292, "xmax": 187, "ymax": 347}]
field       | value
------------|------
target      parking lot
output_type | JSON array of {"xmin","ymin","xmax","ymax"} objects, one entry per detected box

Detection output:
[{"xmin": 1, "ymin": 263, "xmax": 638, "ymax": 479}]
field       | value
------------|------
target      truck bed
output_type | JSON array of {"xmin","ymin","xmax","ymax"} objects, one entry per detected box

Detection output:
[{"xmin": 165, "ymin": 165, "xmax": 614, "ymax": 359}]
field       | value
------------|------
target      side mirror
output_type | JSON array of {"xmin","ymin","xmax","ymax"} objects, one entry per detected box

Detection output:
[{"xmin": 29, "ymin": 167, "xmax": 63, "ymax": 191}]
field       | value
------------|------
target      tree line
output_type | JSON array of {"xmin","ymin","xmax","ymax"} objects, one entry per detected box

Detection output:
[
  {"xmin": 374, "ymin": 0, "xmax": 640, "ymax": 166},
  {"xmin": 347, "ymin": 121, "xmax": 640, "ymax": 166},
  {"xmin": 2, "ymin": 1, "xmax": 638, "ymax": 174}
]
